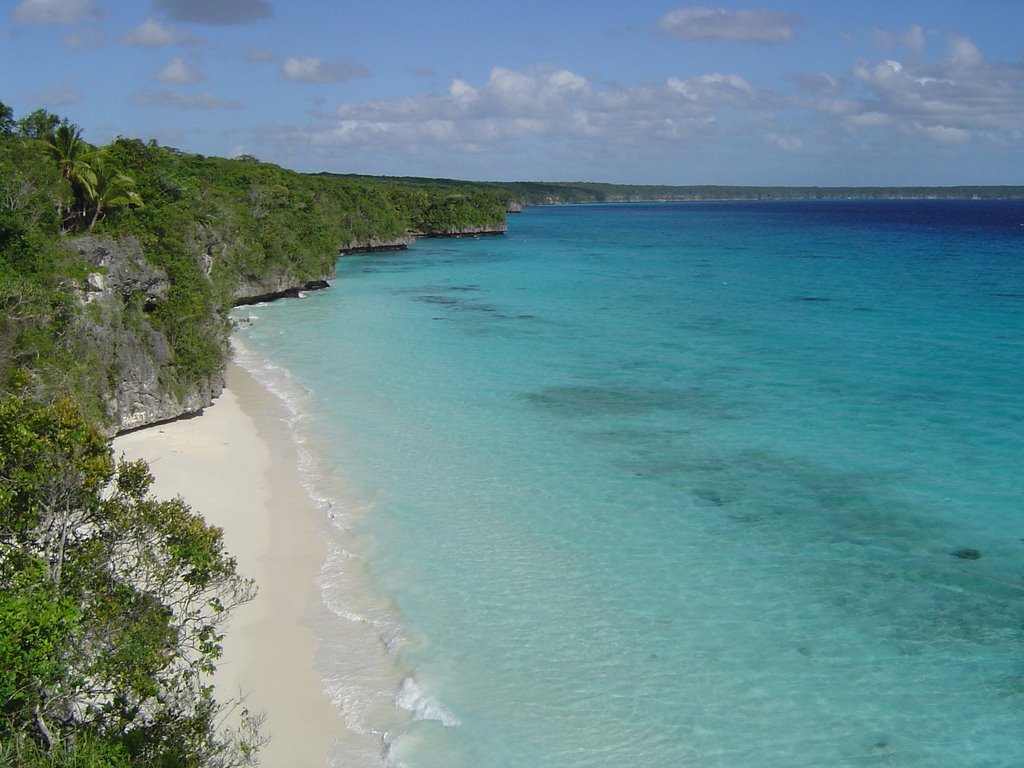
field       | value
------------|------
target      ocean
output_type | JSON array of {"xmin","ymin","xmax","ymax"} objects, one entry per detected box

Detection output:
[{"xmin": 233, "ymin": 199, "xmax": 1023, "ymax": 768}]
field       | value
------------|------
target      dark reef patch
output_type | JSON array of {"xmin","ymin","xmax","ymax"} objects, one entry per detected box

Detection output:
[
  {"xmin": 951, "ymin": 548, "xmax": 982, "ymax": 560},
  {"xmin": 524, "ymin": 384, "xmax": 701, "ymax": 418}
]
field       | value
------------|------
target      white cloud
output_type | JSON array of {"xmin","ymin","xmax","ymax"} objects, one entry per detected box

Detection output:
[
  {"xmin": 848, "ymin": 111, "xmax": 891, "ymax": 128},
  {"xmin": 123, "ymin": 18, "xmax": 191, "ymax": 47},
  {"xmin": 282, "ymin": 56, "xmax": 370, "ymax": 84},
  {"xmin": 156, "ymin": 57, "xmax": 203, "ymax": 85},
  {"xmin": 873, "ymin": 25, "xmax": 926, "ymax": 55},
  {"xmin": 812, "ymin": 35, "xmax": 1023, "ymax": 146},
  {"xmin": 275, "ymin": 65, "xmax": 766, "ymax": 158},
  {"xmin": 152, "ymin": 0, "xmax": 271, "ymax": 25},
  {"xmin": 667, "ymin": 73, "xmax": 756, "ymax": 104},
  {"xmin": 133, "ymin": 89, "xmax": 244, "ymax": 110},
  {"xmin": 766, "ymin": 133, "xmax": 802, "ymax": 151},
  {"xmin": 13, "ymin": 0, "xmax": 105, "ymax": 25},
  {"xmin": 946, "ymin": 34, "xmax": 982, "ymax": 69},
  {"xmin": 658, "ymin": 6, "xmax": 801, "ymax": 43},
  {"xmin": 919, "ymin": 125, "xmax": 970, "ymax": 144},
  {"xmin": 252, "ymin": 28, "xmax": 1020, "ymax": 181},
  {"xmin": 790, "ymin": 72, "xmax": 842, "ymax": 95}
]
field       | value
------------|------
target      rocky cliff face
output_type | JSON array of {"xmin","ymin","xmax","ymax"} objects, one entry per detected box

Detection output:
[
  {"xmin": 69, "ymin": 225, "xmax": 505, "ymax": 434},
  {"xmin": 70, "ymin": 236, "xmax": 225, "ymax": 435},
  {"xmin": 338, "ymin": 234, "xmax": 416, "ymax": 255},
  {"xmin": 412, "ymin": 223, "xmax": 508, "ymax": 238}
]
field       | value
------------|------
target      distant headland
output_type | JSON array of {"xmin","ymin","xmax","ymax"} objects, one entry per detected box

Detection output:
[{"xmin": 331, "ymin": 174, "xmax": 1024, "ymax": 207}]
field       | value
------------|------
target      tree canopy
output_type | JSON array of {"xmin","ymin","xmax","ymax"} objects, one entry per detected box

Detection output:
[{"xmin": 0, "ymin": 393, "xmax": 261, "ymax": 767}]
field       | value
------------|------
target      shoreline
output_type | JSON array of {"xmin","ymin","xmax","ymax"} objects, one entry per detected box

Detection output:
[{"xmin": 113, "ymin": 361, "xmax": 348, "ymax": 766}]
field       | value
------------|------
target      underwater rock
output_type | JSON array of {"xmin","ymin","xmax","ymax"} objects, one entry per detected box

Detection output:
[{"xmin": 951, "ymin": 548, "xmax": 982, "ymax": 560}]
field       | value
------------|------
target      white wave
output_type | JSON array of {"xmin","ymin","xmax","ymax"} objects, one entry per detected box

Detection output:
[
  {"xmin": 395, "ymin": 678, "xmax": 461, "ymax": 728},
  {"xmin": 234, "ymin": 334, "xmax": 418, "ymax": 768}
]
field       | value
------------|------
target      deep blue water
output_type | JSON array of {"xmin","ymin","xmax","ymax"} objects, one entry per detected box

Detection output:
[{"xmin": 235, "ymin": 200, "xmax": 1023, "ymax": 768}]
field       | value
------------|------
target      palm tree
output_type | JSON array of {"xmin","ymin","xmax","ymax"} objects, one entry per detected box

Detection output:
[
  {"xmin": 83, "ymin": 154, "xmax": 143, "ymax": 231},
  {"xmin": 45, "ymin": 124, "xmax": 97, "ymax": 229}
]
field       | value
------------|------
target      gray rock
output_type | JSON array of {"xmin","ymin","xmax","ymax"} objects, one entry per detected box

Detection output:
[
  {"xmin": 72, "ymin": 236, "xmax": 169, "ymax": 306},
  {"xmin": 66, "ymin": 236, "xmax": 224, "ymax": 435}
]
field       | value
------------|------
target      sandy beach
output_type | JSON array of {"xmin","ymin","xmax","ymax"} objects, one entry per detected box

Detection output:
[{"xmin": 113, "ymin": 362, "xmax": 345, "ymax": 767}]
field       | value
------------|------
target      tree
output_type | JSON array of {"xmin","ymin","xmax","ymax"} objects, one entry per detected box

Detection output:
[
  {"xmin": 41, "ymin": 133, "xmax": 143, "ymax": 233},
  {"xmin": 44, "ymin": 125, "xmax": 97, "ymax": 229},
  {"xmin": 16, "ymin": 110, "xmax": 64, "ymax": 141},
  {"xmin": 0, "ymin": 136, "xmax": 66, "ymax": 233},
  {"xmin": 45, "ymin": 125, "xmax": 96, "ymax": 189},
  {"xmin": 82, "ymin": 154, "xmax": 142, "ymax": 231},
  {"xmin": 0, "ymin": 102, "xmax": 14, "ymax": 137},
  {"xmin": 0, "ymin": 394, "xmax": 262, "ymax": 766}
]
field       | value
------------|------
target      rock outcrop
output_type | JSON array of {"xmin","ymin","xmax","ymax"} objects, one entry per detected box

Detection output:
[
  {"xmin": 231, "ymin": 274, "xmax": 335, "ymax": 304},
  {"xmin": 73, "ymin": 236, "xmax": 170, "ymax": 309},
  {"xmin": 66, "ymin": 223, "xmax": 506, "ymax": 434},
  {"xmin": 413, "ymin": 223, "xmax": 508, "ymax": 238},
  {"xmin": 338, "ymin": 235, "xmax": 416, "ymax": 255},
  {"xmin": 233, "ymin": 279, "xmax": 332, "ymax": 306},
  {"xmin": 69, "ymin": 236, "xmax": 225, "ymax": 435}
]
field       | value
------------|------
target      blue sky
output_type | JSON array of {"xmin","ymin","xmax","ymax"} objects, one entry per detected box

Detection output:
[{"xmin": 2, "ymin": 0, "xmax": 1022, "ymax": 185}]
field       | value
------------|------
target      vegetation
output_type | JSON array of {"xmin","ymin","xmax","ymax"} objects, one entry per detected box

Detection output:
[
  {"xmin": 340, "ymin": 174, "xmax": 1024, "ymax": 206},
  {"xmin": 0, "ymin": 103, "xmax": 508, "ymax": 429},
  {"xmin": 0, "ymin": 394, "xmax": 261, "ymax": 766}
]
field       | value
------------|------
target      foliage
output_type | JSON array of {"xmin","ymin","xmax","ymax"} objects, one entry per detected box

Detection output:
[
  {"xmin": 1, "ymin": 103, "xmax": 508, "ymax": 424},
  {"xmin": 91, "ymin": 139, "xmax": 505, "ymax": 400},
  {"xmin": 15, "ymin": 109, "xmax": 66, "ymax": 141},
  {"xmin": 44, "ymin": 125, "xmax": 97, "ymax": 232},
  {"xmin": 40, "ymin": 126, "xmax": 143, "ymax": 234},
  {"xmin": 81, "ymin": 153, "xmax": 143, "ymax": 231},
  {"xmin": 0, "ymin": 133, "xmax": 67, "ymax": 235},
  {"xmin": 0, "ymin": 102, "xmax": 13, "ymax": 137},
  {"xmin": 0, "ymin": 394, "xmax": 260, "ymax": 766},
  {"xmin": 0, "ymin": 732, "xmax": 132, "ymax": 767},
  {"xmin": 0, "ymin": 130, "xmax": 106, "ymax": 417},
  {"xmin": 341, "ymin": 174, "xmax": 1024, "ymax": 205}
]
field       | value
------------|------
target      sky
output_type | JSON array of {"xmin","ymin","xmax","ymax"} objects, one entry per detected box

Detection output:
[{"xmin": 1, "ymin": 0, "xmax": 1022, "ymax": 185}]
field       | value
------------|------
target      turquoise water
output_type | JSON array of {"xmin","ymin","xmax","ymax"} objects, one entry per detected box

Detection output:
[{"xmin": 234, "ymin": 201, "xmax": 1023, "ymax": 768}]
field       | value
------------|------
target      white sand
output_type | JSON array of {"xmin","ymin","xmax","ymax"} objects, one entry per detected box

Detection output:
[{"xmin": 113, "ymin": 363, "xmax": 345, "ymax": 766}]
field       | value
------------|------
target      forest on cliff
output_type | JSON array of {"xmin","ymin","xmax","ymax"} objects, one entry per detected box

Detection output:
[
  {"xmin": 0, "ymin": 103, "xmax": 507, "ymax": 433},
  {"xmin": 340, "ymin": 174, "xmax": 1024, "ymax": 205}
]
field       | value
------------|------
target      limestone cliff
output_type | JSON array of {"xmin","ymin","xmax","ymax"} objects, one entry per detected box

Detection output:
[
  {"xmin": 68, "ymin": 226, "xmax": 504, "ymax": 434},
  {"xmin": 69, "ymin": 236, "xmax": 226, "ymax": 434},
  {"xmin": 414, "ymin": 223, "xmax": 508, "ymax": 237},
  {"xmin": 339, "ymin": 234, "xmax": 415, "ymax": 255}
]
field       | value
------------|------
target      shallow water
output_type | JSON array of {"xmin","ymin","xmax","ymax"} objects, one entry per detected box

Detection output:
[{"xmin": 235, "ymin": 200, "xmax": 1024, "ymax": 768}]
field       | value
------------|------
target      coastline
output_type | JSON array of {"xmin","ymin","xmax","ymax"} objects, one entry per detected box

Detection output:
[{"xmin": 112, "ymin": 361, "xmax": 347, "ymax": 766}]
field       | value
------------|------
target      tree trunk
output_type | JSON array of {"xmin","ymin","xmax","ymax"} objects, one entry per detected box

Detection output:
[{"xmin": 87, "ymin": 201, "xmax": 102, "ymax": 232}]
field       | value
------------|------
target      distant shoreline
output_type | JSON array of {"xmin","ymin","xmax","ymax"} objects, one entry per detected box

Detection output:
[
  {"xmin": 520, "ymin": 194, "xmax": 1024, "ymax": 206},
  {"xmin": 332, "ymin": 173, "xmax": 1024, "ymax": 205}
]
